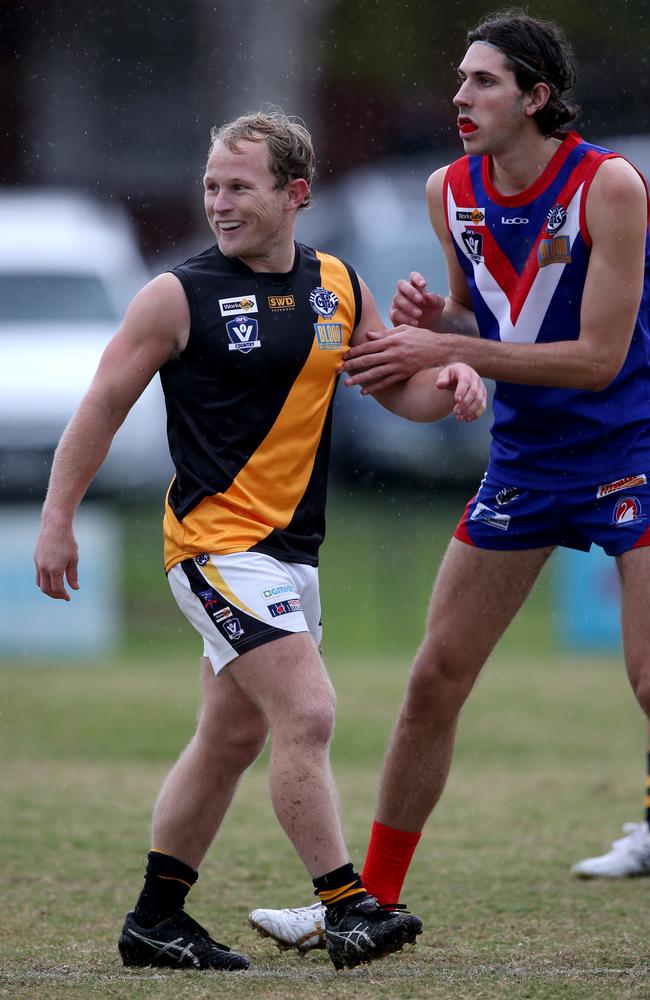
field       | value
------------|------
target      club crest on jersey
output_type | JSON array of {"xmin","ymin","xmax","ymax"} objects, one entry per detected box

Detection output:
[
  {"xmin": 613, "ymin": 496, "xmax": 644, "ymax": 526},
  {"xmin": 309, "ymin": 287, "xmax": 339, "ymax": 318},
  {"xmin": 456, "ymin": 207, "xmax": 485, "ymax": 225},
  {"xmin": 226, "ymin": 315, "xmax": 261, "ymax": 353},
  {"xmin": 546, "ymin": 204, "xmax": 567, "ymax": 235},
  {"xmin": 470, "ymin": 502, "xmax": 510, "ymax": 530},
  {"xmin": 195, "ymin": 553, "xmax": 210, "ymax": 566},
  {"xmin": 314, "ymin": 322, "xmax": 343, "ymax": 350},
  {"xmin": 219, "ymin": 294, "xmax": 258, "ymax": 316},
  {"xmin": 461, "ymin": 229, "xmax": 484, "ymax": 263},
  {"xmin": 538, "ymin": 236, "xmax": 571, "ymax": 268}
]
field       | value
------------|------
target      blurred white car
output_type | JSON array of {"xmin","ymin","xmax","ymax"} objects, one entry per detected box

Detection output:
[
  {"xmin": 296, "ymin": 154, "xmax": 493, "ymax": 487},
  {"xmin": 0, "ymin": 189, "xmax": 172, "ymax": 497}
]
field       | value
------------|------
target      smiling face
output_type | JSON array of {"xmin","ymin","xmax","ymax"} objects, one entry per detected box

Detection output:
[
  {"xmin": 453, "ymin": 42, "xmax": 531, "ymax": 157},
  {"xmin": 203, "ymin": 138, "xmax": 297, "ymax": 271}
]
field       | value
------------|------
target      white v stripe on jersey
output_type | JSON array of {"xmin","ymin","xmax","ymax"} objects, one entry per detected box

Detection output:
[{"xmin": 447, "ymin": 184, "xmax": 583, "ymax": 343}]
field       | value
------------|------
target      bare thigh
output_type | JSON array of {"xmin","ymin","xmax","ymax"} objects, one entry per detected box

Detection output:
[{"xmin": 416, "ymin": 538, "xmax": 554, "ymax": 684}]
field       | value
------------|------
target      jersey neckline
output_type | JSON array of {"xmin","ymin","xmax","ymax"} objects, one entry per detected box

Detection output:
[
  {"xmin": 215, "ymin": 241, "xmax": 303, "ymax": 283},
  {"xmin": 480, "ymin": 130, "xmax": 583, "ymax": 208}
]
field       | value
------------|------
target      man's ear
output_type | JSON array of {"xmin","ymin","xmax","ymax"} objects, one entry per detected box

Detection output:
[
  {"xmin": 524, "ymin": 81, "xmax": 551, "ymax": 118},
  {"xmin": 285, "ymin": 177, "xmax": 310, "ymax": 210}
]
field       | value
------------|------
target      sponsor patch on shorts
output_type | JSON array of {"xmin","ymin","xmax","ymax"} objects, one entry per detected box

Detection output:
[
  {"xmin": 267, "ymin": 598, "xmax": 303, "ymax": 618},
  {"xmin": 261, "ymin": 584, "xmax": 294, "ymax": 598},
  {"xmin": 613, "ymin": 496, "xmax": 644, "ymax": 526},
  {"xmin": 470, "ymin": 502, "xmax": 511, "ymax": 531},
  {"xmin": 597, "ymin": 474, "xmax": 647, "ymax": 498}
]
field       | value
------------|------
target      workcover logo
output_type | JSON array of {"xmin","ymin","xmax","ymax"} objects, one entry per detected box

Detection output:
[
  {"xmin": 226, "ymin": 315, "xmax": 261, "ymax": 353},
  {"xmin": 268, "ymin": 294, "xmax": 295, "ymax": 311},
  {"xmin": 314, "ymin": 322, "xmax": 343, "ymax": 350},
  {"xmin": 456, "ymin": 207, "xmax": 485, "ymax": 225},
  {"xmin": 469, "ymin": 502, "xmax": 510, "ymax": 531},
  {"xmin": 219, "ymin": 294, "xmax": 258, "ymax": 316}
]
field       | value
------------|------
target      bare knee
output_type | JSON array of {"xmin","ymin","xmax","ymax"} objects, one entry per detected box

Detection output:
[
  {"xmin": 276, "ymin": 686, "xmax": 337, "ymax": 750},
  {"xmin": 196, "ymin": 712, "xmax": 268, "ymax": 770},
  {"xmin": 402, "ymin": 645, "xmax": 478, "ymax": 726}
]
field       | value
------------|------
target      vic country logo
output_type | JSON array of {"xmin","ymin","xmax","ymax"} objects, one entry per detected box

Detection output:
[
  {"xmin": 219, "ymin": 294, "xmax": 258, "ymax": 316},
  {"xmin": 226, "ymin": 315, "xmax": 261, "ymax": 353},
  {"xmin": 314, "ymin": 323, "xmax": 344, "ymax": 350},
  {"xmin": 224, "ymin": 618, "xmax": 245, "ymax": 640},
  {"xmin": 309, "ymin": 287, "xmax": 339, "ymax": 318},
  {"xmin": 461, "ymin": 230, "xmax": 484, "ymax": 262},
  {"xmin": 613, "ymin": 496, "xmax": 643, "ymax": 526},
  {"xmin": 469, "ymin": 502, "xmax": 510, "ymax": 531}
]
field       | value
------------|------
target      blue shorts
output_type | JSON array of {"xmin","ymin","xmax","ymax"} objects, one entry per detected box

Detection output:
[{"xmin": 455, "ymin": 472, "xmax": 650, "ymax": 556}]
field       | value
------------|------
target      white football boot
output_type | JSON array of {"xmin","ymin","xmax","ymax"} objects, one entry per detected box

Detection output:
[
  {"xmin": 571, "ymin": 822, "xmax": 650, "ymax": 877},
  {"xmin": 249, "ymin": 902, "xmax": 326, "ymax": 955}
]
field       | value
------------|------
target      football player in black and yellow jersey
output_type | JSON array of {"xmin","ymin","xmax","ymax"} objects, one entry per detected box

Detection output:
[{"xmin": 34, "ymin": 109, "xmax": 486, "ymax": 971}]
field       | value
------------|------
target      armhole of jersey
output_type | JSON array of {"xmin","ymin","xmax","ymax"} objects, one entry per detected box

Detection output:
[
  {"xmin": 342, "ymin": 260, "xmax": 362, "ymax": 330},
  {"xmin": 169, "ymin": 267, "xmax": 197, "ymax": 353},
  {"xmin": 579, "ymin": 152, "xmax": 629, "ymax": 247},
  {"xmin": 442, "ymin": 165, "xmax": 452, "ymax": 232}
]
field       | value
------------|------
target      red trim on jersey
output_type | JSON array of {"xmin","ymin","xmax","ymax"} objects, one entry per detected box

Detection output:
[{"xmin": 481, "ymin": 131, "xmax": 582, "ymax": 208}]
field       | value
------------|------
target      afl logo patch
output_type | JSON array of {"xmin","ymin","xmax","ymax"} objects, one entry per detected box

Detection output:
[
  {"xmin": 309, "ymin": 287, "xmax": 339, "ymax": 318},
  {"xmin": 613, "ymin": 496, "xmax": 643, "ymax": 525}
]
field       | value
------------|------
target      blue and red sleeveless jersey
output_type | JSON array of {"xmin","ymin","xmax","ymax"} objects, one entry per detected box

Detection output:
[{"xmin": 444, "ymin": 131, "xmax": 650, "ymax": 489}]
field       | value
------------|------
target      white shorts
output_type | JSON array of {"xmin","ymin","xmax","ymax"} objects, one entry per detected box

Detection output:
[{"xmin": 167, "ymin": 551, "xmax": 322, "ymax": 674}]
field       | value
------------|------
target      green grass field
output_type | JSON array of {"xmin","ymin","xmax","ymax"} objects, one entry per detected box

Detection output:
[{"xmin": 2, "ymin": 494, "xmax": 647, "ymax": 999}]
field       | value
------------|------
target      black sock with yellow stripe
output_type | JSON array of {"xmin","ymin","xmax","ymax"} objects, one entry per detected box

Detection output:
[
  {"xmin": 133, "ymin": 850, "xmax": 198, "ymax": 927},
  {"xmin": 313, "ymin": 862, "xmax": 368, "ymax": 920}
]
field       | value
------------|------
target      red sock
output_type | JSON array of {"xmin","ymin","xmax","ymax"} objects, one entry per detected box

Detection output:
[{"xmin": 361, "ymin": 820, "xmax": 422, "ymax": 905}]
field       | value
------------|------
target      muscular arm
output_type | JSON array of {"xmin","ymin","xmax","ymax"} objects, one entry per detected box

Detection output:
[
  {"xmin": 347, "ymin": 278, "xmax": 486, "ymax": 423},
  {"xmin": 344, "ymin": 159, "xmax": 648, "ymax": 393},
  {"xmin": 34, "ymin": 272, "xmax": 190, "ymax": 599}
]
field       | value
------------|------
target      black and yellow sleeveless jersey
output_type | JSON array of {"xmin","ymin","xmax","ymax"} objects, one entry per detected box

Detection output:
[{"xmin": 160, "ymin": 241, "xmax": 362, "ymax": 572}]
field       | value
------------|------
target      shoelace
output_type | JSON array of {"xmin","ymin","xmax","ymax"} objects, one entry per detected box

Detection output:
[{"xmin": 179, "ymin": 911, "xmax": 231, "ymax": 952}]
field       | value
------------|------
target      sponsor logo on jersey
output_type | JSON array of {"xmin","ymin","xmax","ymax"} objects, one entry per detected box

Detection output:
[
  {"xmin": 226, "ymin": 315, "xmax": 261, "ymax": 353},
  {"xmin": 461, "ymin": 229, "xmax": 484, "ymax": 262},
  {"xmin": 546, "ymin": 203, "xmax": 567, "ymax": 235},
  {"xmin": 613, "ymin": 496, "xmax": 644, "ymax": 525},
  {"xmin": 268, "ymin": 294, "xmax": 295, "ymax": 311},
  {"xmin": 261, "ymin": 584, "xmax": 294, "ymax": 598},
  {"xmin": 309, "ymin": 287, "xmax": 339, "ymax": 318},
  {"xmin": 314, "ymin": 322, "xmax": 344, "ymax": 350},
  {"xmin": 597, "ymin": 474, "xmax": 647, "ymax": 498},
  {"xmin": 224, "ymin": 617, "xmax": 245, "ymax": 640},
  {"xmin": 195, "ymin": 553, "xmax": 210, "ymax": 566},
  {"xmin": 219, "ymin": 294, "xmax": 258, "ymax": 316},
  {"xmin": 214, "ymin": 606, "xmax": 233, "ymax": 623},
  {"xmin": 538, "ymin": 236, "xmax": 571, "ymax": 268},
  {"xmin": 501, "ymin": 216, "xmax": 529, "ymax": 224},
  {"xmin": 456, "ymin": 207, "xmax": 485, "ymax": 225},
  {"xmin": 470, "ymin": 502, "xmax": 511, "ymax": 531},
  {"xmin": 495, "ymin": 487, "xmax": 521, "ymax": 506},
  {"xmin": 268, "ymin": 598, "xmax": 303, "ymax": 618}
]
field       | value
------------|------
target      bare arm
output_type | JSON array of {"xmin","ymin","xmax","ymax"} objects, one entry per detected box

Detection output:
[
  {"xmin": 34, "ymin": 272, "xmax": 190, "ymax": 599},
  {"xmin": 347, "ymin": 278, "xmax": 486, "ymax": 423},
  {"xmin": 344, "ymin": 158, "xmax": 647, "ymax": 393}
]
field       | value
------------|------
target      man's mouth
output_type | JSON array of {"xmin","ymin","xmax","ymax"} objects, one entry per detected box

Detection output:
[
  {"xmin": 217, "ymin": 221, "xmax": 243, "ymax": 231},
  {"xmin": 458, "ymin": 118, "xmax": 478, "ymax": 134}
]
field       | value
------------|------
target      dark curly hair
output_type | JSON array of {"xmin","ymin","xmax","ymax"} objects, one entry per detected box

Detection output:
[{"xmin": 467, "ymin": 8, "xmax": 580, "ymax": 135}]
